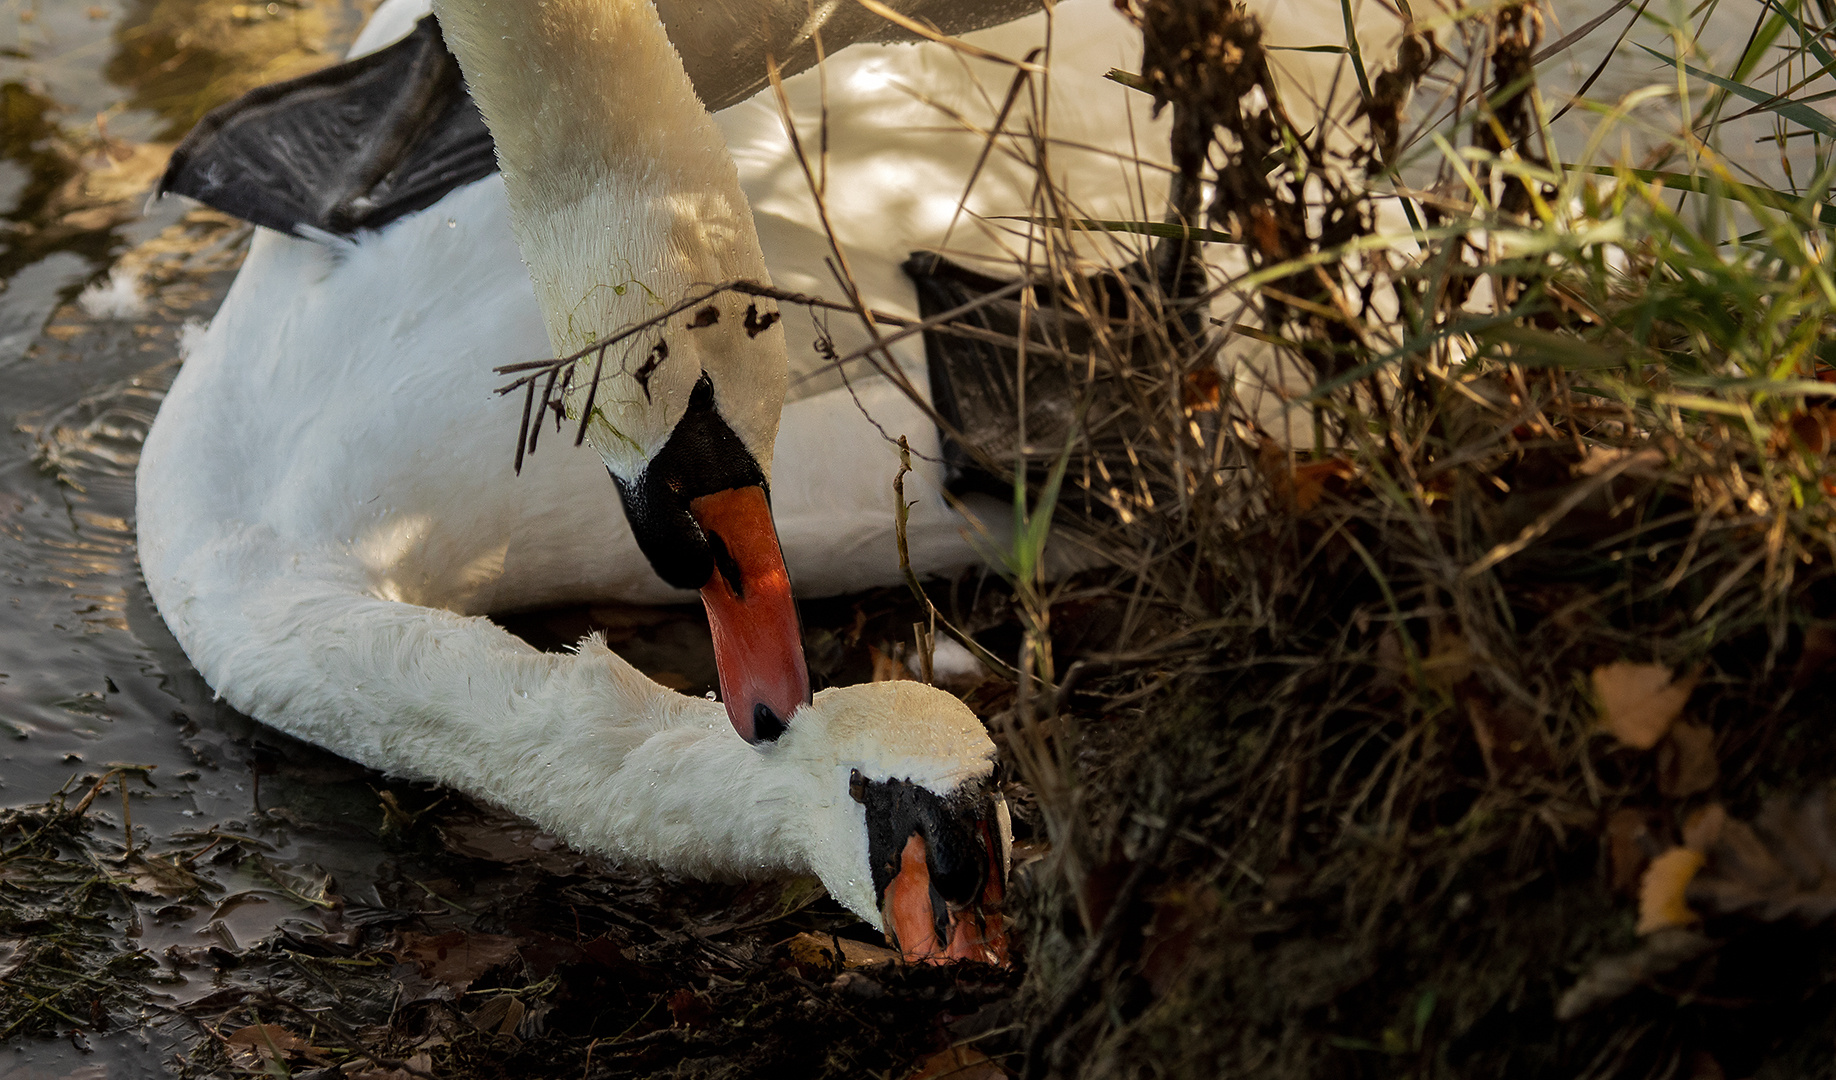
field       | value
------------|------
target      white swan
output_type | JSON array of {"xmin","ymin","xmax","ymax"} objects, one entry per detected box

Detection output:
[{"xmin": 137, "ymin": 0, "xmax": 1169, "ymax": 958}]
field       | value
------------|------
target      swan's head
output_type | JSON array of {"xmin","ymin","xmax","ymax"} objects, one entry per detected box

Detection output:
[
  {"xmin": 776, "ymin": 679, "xmax": 1010, "ymax": 964},
  {"xmin": 603, "ymin": 367, "xmax": 808, "ymax": 752},
  {"xmin": 433, "ymin": 0, "xmax": 809, "ymax": 751}
]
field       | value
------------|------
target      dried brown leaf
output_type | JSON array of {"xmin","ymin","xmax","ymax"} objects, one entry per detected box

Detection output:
[
  {"xmin": 119, "ymin": 853, "xmax": 202, "ymax": 898},
  {"xmin": 668, "ymin": 988, "xmax": 714, "ymax": 1029},
  {"xmin": 906, "ymin": 1045, "xmax": 1009, "ymax": 1080},
  {"xmin": 437, "ymin": 809, "xmax": 578, "ymax": 872},
  {"xmin": 1606, "ymin": 808, "xmax": 1655, "ymax": 895},
  {"xmin": 1593, "ymin": 662, "xmax": 1698, "ymax": 750},
  {"xmin": 1141, "ymin": 886, "xmax": 1218, "ymax": 995},
  {"xmin": 1658, "ymin": 721, "xmax": 1719, "ymax": 798},
  {"xmin": 1637, "ymin": 847, "xmax": 1704, "ymax": 934},
  {"xmin": 1256, "ymin": 438, "xmax": 1358, "ymax": 513},
  {"xmin": 396, "ymin": 930, "xmax": 521, "ymax": 990},
  {"xmin": 465, "ymin": 995, "xmax": 527, "ymax": 1038},
  {"xmin": 348, "ymin": 1053, "xmax": 433, "ymax": 1080},
  {"xmin": 1466, "ymin": 695, "xmax": 1551, "ymax": 781},
  {"xmin": 1687, "ymin": 1050, "xmax": 1727, "ymax": 1080},
  {"xmin": 1770, "ymin": 406, "xmax": 1834, "ymax": 457},
  {"xmin": 783, "ymin": 931, "xmax": 899, "ymax": 977},
  {"xmin": 870, "ymin": 646, "xmax": 917, "ymax": 683},
  {"xmin": 1682, "ymin": 803, "xmax": 1727, "ymax": 851},
  {"xmin": 226, "ymin": 1024, "xmax": 327, "ymax": 1067},
  {"xmin": 1422, "ymin": 622, "xmax": 1474, "ymax": 691}
]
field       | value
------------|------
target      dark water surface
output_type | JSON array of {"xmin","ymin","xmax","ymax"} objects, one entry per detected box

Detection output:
[{"xmin": 0, "ymin": 3, "xmax": 598, "ymax": 1073}]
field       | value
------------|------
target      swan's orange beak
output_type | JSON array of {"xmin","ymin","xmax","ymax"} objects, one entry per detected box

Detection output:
[
  {"xmin": 882, "ymin": 827, "xmax": 1009, "ymax": 966},
  {"xmin": 690, "ymin": 485, "xmax": 810, "ymax": 743}
]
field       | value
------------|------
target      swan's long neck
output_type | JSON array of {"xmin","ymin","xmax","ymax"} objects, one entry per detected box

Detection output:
[
  {"xmin": 431, "ymin": 0, "xmax": 785, "ymax": 475},
  {"xmin": 203, "ymin": 569, "xmax": 820, "ymax": 879}
]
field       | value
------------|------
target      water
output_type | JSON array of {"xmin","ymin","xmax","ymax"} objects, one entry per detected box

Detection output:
[
  {"xmin": 0, "ymin": 2, "xmax": 467, "ymax": 1072},
  {"xmin": 0, "ymin": 0, "xmax": 1828, "ymax": 1072}
]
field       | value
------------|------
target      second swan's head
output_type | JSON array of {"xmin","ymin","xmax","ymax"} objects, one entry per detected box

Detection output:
[{"xmin": 767, "ymin": 679, "xmax": 1012, "ymax": 964}]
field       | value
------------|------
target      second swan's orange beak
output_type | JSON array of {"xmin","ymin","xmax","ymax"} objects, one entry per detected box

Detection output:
[
  {"xmin": 883, "ymin": 830, "xmax": 1010, "ymax": 965},
  {"xmin": 689, "ymin": 485, "xmax": 810, "ymax": 743}
]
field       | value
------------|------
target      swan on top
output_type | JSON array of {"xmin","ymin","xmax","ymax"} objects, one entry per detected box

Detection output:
[
  {"xmin": 141, "ymin": 0, "xmax": 1204, "ymax": 962},
  {"xmin": 435, "ymin": 0, "xmax": 816, "ymax": 743}
]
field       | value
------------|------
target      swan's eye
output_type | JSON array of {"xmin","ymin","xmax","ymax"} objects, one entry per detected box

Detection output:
[{"xmin": 849, "ymin": 768, "xmax": 867, "ymax": 804}]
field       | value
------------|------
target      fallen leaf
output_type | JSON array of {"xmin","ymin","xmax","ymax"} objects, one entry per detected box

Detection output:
[
  {"xmin": 668, "ymin": 988, "xmax": 713, "ymax": 1029},
  {"xmin": 870, "ymin": 646, "xmax": 916, "ymax": 683},
  {"xmin": 1140, "ymin": 886, "xmax": 1217, "ymax": 995},
  {"xmin": 348, "ymin": 1053, "xmax": 434, "ymax": 1080},
  {"xmin": 1256, "ymin": 438, "xmax": 1357, "ymax": 513},
  {"xmin": 1606, "ymin": 808, "xmax": 1656, "ymax": 895},
  {"xmin": 1466, "ymin": 695, "xmax": 1552, "ymax": 782},
  {"xmin": 464, "ymin": 994, "xmax": 527, "ymax": 1039},
  {"xmin": 1573, "ymin": 446, "xmax": 1666, "ymax": 477},
  {"xmin": 1771, "ymin": 406, "xmax": 1835, "ymax": 457},
  {"xmin": 1421, "ymin": 622, "xmax": 1473, "ymax": 691},
  {"xmin": 437, "ymin": 808, "xmax": 577, "ymax": 872},
  {"xmin": 119, "ymin": 853, "xmax": 202, "ymax": 898},
  {"xmin": 1292, "ymin": 459, "xmax": 1357, "ymax": 511},
  {"xmin": 1688, "ymin": 1050, "xmax": 1727, "ymax": 1080},
  {"xmin": 783, "ymin": 932, "xmax": 899, "ymax": 977},
  {"xmin": 1181, "ymin": 366, "xmax": 1222, "ymax": 413},
  {"xmin": 1637, "ymin": 847, "xmax": 1704, "ymax": 934},
  {"xmin": 1682, "ymin": 803, "xmax": 1727, "ymax": 851},
  {"xmin": 906, "ymin": 1045, "xmax": 1009, "ymax": 1080},
  {"xmin": 225, "ymin": 1024, "xmax": 327, "ymax": 1068},
  {"xmin": 396, "ymin": 930, "xmax": 521, "ymax": 990},
  {"xmin": 1658, "ymin": 721, "xmax": 1719, "ymax": 798},
  {"xmin": 1593, "ymin": 662, "xmax": 1698, "ymax": 750}
]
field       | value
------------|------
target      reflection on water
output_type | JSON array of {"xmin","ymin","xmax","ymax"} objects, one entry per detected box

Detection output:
[
  {"xmin": 1, "ymin": 0, "xmax": 380, "ymax": 1071},
  {"xmin": 104, "ymin": 0, "xmax": 367, "ymax": 139},
  {"xmin": 0, "ymin": 0, "xmax": 371, "ymax": 296}
]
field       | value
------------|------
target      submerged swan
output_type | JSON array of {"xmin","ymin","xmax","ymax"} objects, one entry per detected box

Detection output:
[{"xmin": 134, "ymin": 0, "xmax": 1186, "ymax": 959}]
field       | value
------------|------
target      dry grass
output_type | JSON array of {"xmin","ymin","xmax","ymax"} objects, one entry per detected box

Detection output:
[{"xmin": 726, "ymin": 0, "xmax": 1836, "ymax": 1075}]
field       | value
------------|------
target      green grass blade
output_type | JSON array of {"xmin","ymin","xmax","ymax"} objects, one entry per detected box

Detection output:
[
  {"xmin": 1104, "ymin": 68, "xmax": 1151, "ymax": 94},
  {"xmin": 1636, "ymin": 42, "xmax": 1836, "ymax": 138},
  {"xmin": 1338, "ymin": 0, "xmax": 1375, "ymax": 107},
  {"xmin": 1580, "ymin": 164, "xmax": 1836, "ymax": 227},
  {"xmin": 1758, "ymin": 0, "xmax": 1836, "ymax": 84}
]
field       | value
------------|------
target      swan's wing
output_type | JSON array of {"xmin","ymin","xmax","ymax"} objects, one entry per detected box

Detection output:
[
  {"xmin": 905, "ymin": 252, "xmax": 1153, "ymax": 499},
  {"xmin": 157, "ymin": 15, "xmax": 495, "ymax": 239}
]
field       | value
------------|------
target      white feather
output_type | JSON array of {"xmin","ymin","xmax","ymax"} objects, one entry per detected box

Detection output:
[{"xmin": 137, "ymin": 0, "xmax": 1167, "ymax": 923}]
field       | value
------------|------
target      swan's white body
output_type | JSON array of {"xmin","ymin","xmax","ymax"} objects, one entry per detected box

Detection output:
[{"xmin": 136, "ymin": 0, "xmax": 1161, "ymax": 923}]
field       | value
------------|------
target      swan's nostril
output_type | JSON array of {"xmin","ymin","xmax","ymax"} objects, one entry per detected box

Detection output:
[
  {"xmin": 705, "ymin": 528, "xmax": 744, "ymax": 599},
  {"xmin": 753, "ymin": 702, "xmax": 786, "ymax": 742}
]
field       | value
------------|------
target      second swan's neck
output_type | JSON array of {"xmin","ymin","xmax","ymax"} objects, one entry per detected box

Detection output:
[{"xmin": 265, "ymin": 588, "xmax": 823, "ymax": 882}]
